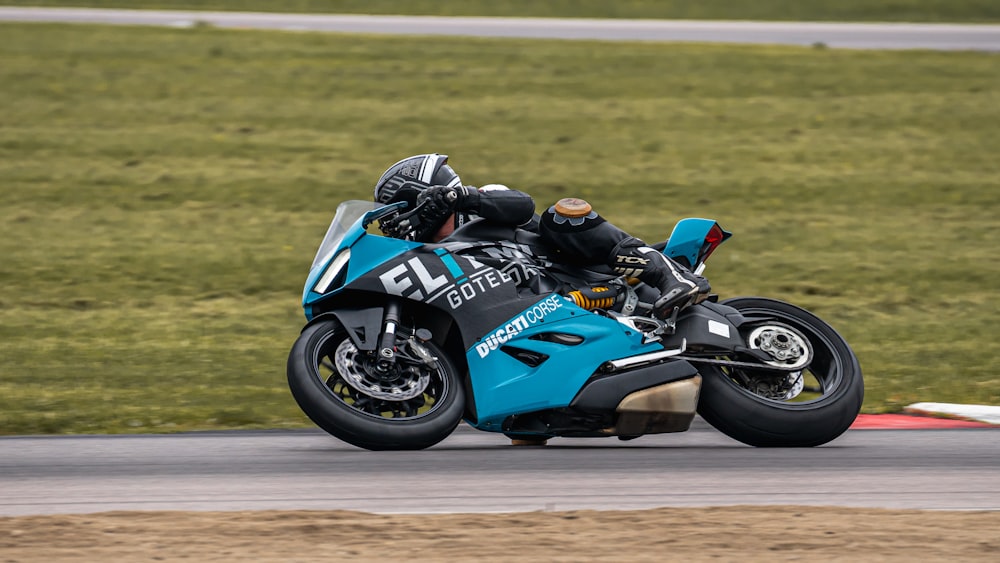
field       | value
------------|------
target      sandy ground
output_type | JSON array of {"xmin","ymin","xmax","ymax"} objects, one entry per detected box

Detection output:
[{"xmin": 2, "ymin": 506, "xmax": 999, "ymax": 561}]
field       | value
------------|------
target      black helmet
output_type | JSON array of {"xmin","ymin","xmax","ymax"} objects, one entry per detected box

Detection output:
[{"xmin": 374, "ymin": 153, "xmax": 462, "ymax": 205}]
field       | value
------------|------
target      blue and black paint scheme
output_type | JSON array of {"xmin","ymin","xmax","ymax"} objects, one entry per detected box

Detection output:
[{"xmin": 301, "ymin": 201, "xmax": 731, "ymax": 431}]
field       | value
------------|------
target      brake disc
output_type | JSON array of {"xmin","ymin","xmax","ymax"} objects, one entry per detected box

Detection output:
[{"xmin": 333, "ymin": 339, "xmax": 429, "ymax": 401}]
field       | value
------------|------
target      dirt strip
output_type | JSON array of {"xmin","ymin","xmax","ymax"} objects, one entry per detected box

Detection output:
[{"xmin": 2, "ymin": 506, "xmax": 999, "ymax": 561}]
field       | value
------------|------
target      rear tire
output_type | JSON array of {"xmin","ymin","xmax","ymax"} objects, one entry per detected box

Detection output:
[
  {"xmin": 287, "ymin": 319, "xmax": 465, "ymax": 451},
  {"xmin": 696, "ymin": 297, "xmax": 863, "ymax": 447}
]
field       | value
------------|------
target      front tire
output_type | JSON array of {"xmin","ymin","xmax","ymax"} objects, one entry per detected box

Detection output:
[
  {"xmin": 696, "ymin": 297, "xmax": 864, "ymax": 447},
  {"xmin": 287, "ymin": 319, "xmax": 465, "ymax": 451}
]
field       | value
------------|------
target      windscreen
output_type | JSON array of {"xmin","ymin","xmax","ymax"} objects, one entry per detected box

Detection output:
[{"xmin": 310, "ymin": 200, "xmax": 379, "ymax": 269}]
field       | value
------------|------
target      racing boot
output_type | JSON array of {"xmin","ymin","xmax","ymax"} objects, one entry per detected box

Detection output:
[{"xmin": 609, "ymin": 236, "xmax": 711, "ymax": 319}]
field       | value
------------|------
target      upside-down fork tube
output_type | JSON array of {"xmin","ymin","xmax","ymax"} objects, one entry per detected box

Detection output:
[{"xmin": 376, "ymin": 299, "xmax": 402, "ymax": 371}]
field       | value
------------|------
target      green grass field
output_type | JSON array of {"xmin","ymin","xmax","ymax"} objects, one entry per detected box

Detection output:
[
  {"xmin": 1, "ymin": 22, "xmax": 998, "ymax": 435},
  {"xmin": 2, "ymin": 0, "xmax": 1000, "ymax": 23}
]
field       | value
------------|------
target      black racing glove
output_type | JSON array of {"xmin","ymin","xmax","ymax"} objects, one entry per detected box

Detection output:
[
  {"xmin": 382, "ymin": 186, "xmax": 481, "ymax": 242},
  {"xmin": 418, "ymin": 185, "xmax": 480, "ymax": 213},
  {"xmin": 407, "ymin": 186, "xmax": 456, "ymax": 241},
  {"xmin": 380, "ymin": 186, "xmax": 457, "ymax": 242},
  {"xmin": 416, "ymin": 185, "xmax": 461, "ymax": 219}
]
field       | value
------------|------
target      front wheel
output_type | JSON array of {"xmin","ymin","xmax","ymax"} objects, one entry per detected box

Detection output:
[
  {"xmin": 287, "ymin": 319, "xmax": 465, "ymax": 451},
  {"xmin": 696, "ymin": 297, "xmax": 864, "ymax": 447}
]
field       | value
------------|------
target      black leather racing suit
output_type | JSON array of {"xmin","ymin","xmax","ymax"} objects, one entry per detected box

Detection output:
[{"xmin": 453, "ymin": 186, "xmax": 710, "ymax": 316}]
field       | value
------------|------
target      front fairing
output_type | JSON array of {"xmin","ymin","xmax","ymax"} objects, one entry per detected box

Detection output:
[{"xmin": 302, "ymin": 200, "xmax": 418, "ymax": 318}]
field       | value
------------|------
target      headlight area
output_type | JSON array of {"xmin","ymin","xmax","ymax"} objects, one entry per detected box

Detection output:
[{"xmin": 312, "ymin": 249, "xmax": 351, "ymax": 294}]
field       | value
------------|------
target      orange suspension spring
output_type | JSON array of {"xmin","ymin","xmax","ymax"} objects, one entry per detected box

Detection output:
[{"xmin": 567, "ymin": 286, "xmax": 617, "ymax": 310}]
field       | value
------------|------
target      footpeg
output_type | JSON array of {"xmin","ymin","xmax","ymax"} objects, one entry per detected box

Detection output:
[{"xmin": 604, "ymin": 339, "xmax": 687, "ymax": 371}]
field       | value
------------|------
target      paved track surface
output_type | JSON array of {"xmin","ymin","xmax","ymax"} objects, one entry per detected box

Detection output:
[
  {"xmin": 3, "ymin": 423, "xmax": 998, "ymax": 516},
  {"xmin": 2, "ymin": 7, "xmax": 998, "ymax": 517},
  {"xmin": 1, "ymin": 7, "xmax": 999, "ymax": 50}
]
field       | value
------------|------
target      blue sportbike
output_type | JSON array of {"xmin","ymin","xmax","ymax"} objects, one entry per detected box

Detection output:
[{"xmin": 287, "ymin": 200, "xmax": 863, "ymax": 450}]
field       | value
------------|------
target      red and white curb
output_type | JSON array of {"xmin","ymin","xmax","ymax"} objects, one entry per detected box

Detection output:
[
  {"xmin": 851, "ymin": 402, "xmax": 1000, "ymax": 429},
  {"xmin": 904, "ymin": 402, "xmax": 1000, "ymax": 425}
]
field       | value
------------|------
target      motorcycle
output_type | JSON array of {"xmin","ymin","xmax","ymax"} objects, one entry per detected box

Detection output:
[{"xmin": 287, "ymin": 199, "xmax": 864, "ymax": 450}]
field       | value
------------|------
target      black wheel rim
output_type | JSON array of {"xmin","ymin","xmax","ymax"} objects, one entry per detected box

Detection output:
[{"xmin": 720, "ymin": 306, "xmax": 846, "ymax": 407}]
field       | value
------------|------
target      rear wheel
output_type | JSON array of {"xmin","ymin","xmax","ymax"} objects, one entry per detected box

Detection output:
[
  {"xmin": 696, "ymin": 297, "xmax": 863, "ymax": 447},
  {"xmin": 287, "ymin": 319, "xmax": 464, "ymax": 451}
]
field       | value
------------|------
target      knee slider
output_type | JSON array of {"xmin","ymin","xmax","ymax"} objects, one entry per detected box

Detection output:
[
  {"xmin": 540, "ymin": 198, "xmax": 604, "ymax": 234},
  {"xmin": 554, "ymin": 198, "xmax": 592, "ymax": 218}
]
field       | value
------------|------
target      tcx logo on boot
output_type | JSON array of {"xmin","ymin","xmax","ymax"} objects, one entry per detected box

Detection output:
[{"xmin": 616, "ymin": 255, "xmax": 649, "ymax": 265}]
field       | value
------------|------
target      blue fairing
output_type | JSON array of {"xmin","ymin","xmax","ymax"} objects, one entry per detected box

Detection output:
[
  {"xmin": 465, "ymin": 295, "xmax": 663, "ymax": 429},
  {"xmin": 309, "ymin": 236, "xmax": 419, "ymax": 296},
  {"xmin": 302, "ymin": 202, "xmax": 419, "ymax": 319}
]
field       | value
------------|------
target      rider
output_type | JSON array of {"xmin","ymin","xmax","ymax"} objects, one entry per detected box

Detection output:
[{"xmin": 374, "ymin": 153, "xmax": 710, "ymax": 317}]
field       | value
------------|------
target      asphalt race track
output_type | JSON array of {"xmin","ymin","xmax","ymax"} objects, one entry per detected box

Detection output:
[
  {"xmin": 2, "ymin": 423, "xmax": 998, "ymax": 517},
  {"xmin": 2, "ymin": 8, "xmax": 997, "ymax": 519},
  {"xmin": 1, "ymin": 7, "xmax": 1000, "ymax": 50}
]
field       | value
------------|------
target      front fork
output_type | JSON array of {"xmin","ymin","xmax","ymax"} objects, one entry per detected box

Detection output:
[
  {"xmin": 375, "ymin": 299, "xmax": 402, "ymax": 372},
  {"xmin": 374, "ymin": 299, "xmax": 439, "ymax": 372}
]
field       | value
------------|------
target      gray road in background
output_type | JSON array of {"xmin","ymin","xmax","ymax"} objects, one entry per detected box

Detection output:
[
  {"xmin": 1, "ymin": 7, "xmax": 999, "ymax": 50},
  {"xmin": 2, "ymin": 425, "xmax": 998, "ymax": 516}
]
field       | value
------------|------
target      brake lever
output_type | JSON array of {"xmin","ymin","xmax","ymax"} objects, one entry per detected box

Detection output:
[{"xmin": 382, "ymin": 200, "xmax": 430, "ymax": 240}]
